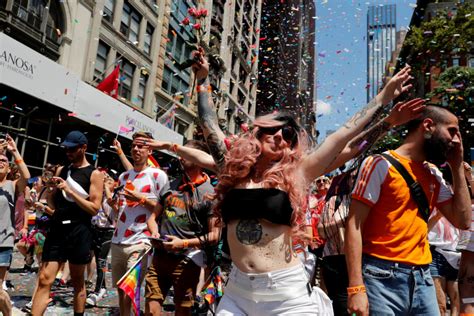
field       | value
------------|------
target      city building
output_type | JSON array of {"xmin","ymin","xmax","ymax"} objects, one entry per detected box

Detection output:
[
  {"xmin": 256, "ymin": 0, "xmax": 317, "ymax": 139},
  {"xmin": 0, "ymin": 0, "xmax": 263, "ymax": 173},
  {"xmin": 0, "ymin": 0, "xmax": 182, "ymax": 174},
  {"xmin": 367, "ymin": 4, "xmax": 397, "ymax": 102},
  {"xmin": 154, "ymin": 0, "xmax": 262, "ymax": 137}
]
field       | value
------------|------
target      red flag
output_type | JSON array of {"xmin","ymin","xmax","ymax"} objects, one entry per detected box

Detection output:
[{"xmin": 97, "ymin": 66, "xmax": 120, "ymax": 98}]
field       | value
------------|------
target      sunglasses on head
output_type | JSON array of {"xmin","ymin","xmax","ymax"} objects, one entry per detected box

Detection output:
[{"xmin": 258, "ymin": 125, "xmax": 298, "ymax": 146}]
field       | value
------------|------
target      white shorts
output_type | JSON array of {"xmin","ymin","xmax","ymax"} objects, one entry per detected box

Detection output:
[
  {"xmin": 216, "ymin": 263, "xmax": 333, "ymax": 315},
  {"xmin": 457, "ymin": 208, "xmax": 474, "ymax": 252}
]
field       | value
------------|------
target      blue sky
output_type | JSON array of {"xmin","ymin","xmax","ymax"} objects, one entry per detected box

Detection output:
[{"xmin": 315, "ymin": 0, "xmax": 416, "ymax": 141}]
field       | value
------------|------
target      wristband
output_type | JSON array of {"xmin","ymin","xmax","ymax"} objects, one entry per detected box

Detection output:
[
  {"xmin": 116, "ymin": 148, "xmax": 123, "ymax": 155},
  {"xmin": 170, "ymin": 143, "xmax": 179, "ymax": 153},
  {"xmin": 138, "ymin": 196, "xmax": 146, "ymax": 205},
  {"xmin": 14, "ymin": 158, "xmax": 24, "ymax": 165},
  {"xmin": 182, "ymin": 239, "xmax": 189, "ymax": 249},
  {"xmin": 347, "ymin": 285, "xmax": 366, "ymax": 296},
  {"xmin": 197, "ymin": 85, "xmax": 212, "ymax": 93}
]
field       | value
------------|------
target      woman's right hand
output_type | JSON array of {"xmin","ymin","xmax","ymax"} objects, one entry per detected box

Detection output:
[{"xmin": 191, "ymin": 47, "xmax": 209, "ymax": 81}]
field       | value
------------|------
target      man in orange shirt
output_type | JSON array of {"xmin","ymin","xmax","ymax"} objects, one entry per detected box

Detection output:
[{"xmin": 345, "ymin": 106, "xmax": 471, "ymax": 316}]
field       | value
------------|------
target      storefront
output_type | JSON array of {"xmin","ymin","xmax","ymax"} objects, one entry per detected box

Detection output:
[{"xmin": 0, "ymin": 33, "xmax": 183, "ymax": 177}]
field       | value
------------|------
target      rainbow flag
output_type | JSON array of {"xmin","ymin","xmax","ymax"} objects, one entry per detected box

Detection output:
[
  {"xmin": 147, "ymin": 155, "xmax": 160, "ymax": 168},
  {"xmin": 203, "ymin": 266, "xmax": 224, "ymax": 305},
  {"xmin": 117, "ymin": 258, "xmax": 143, "ymax": 315}
]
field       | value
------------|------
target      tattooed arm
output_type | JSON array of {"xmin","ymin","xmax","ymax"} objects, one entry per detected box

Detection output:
[
  {"xmin": 192, "ymin": 50, "xmax": 227, "ymax": 172},
  {"xmin": 299, "ymin": 66, "xmax": 414, "ymax": 182},
  {"xmin": 323, "ymin": 98, "xmax": 425, "ymax": 173}
]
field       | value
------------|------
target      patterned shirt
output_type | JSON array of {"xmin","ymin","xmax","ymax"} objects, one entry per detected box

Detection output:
[{"xmin": 112, "ymin": 167, "xmax": 169, "ymax": 245}]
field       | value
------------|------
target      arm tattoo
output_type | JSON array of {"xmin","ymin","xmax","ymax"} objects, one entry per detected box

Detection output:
[
  {"xmin": 236, "ymin": 219, "xmax": 263, "ymax": 245},
  {"xmin": 343, "ymin": 98, "xmax": 380, "ymax": 129},
  {"xmin": 348, "ymin": 120, "xmax": 390, "ymax": 152},
  {"xmin": 197, "ymin": 90, "xmax": 227, "ymax": 171}
]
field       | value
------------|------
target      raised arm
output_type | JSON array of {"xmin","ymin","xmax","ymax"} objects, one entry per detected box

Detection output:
[
  {"xmin": 323, "ymin": 98, "xmax": 425, "ymax": 173},
  {"xmin": 299, "ymin": 66, "xmax": 413, "ymax": 182},
  {"xmin": 191, "ymin": 50, "xmax": 227, "ymax": 172},
  {"xmin": 113, "ymin": 139, "xmax": 133, "ymax": 171},
  {"xmin": 6, "ymin": 134, "xmax": 30, "ymax": 193},
  {"xmin": 134, "ymin": 137, "xmax": 217, "ymax": 173}
]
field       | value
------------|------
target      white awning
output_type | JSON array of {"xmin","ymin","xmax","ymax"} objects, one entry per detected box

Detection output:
[{"xmin": 0, "ymin": 33, "xmax": 183, "ymax": 145}]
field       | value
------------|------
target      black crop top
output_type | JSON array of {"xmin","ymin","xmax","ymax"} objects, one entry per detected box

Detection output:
[{"xmin": 221, "ymin": 188, "xmax": 293, "ymax": 226}]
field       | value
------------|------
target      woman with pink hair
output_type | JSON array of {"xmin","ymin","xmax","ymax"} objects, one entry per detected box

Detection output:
[{"xmin": 190, "ymin": 51, "xmax": 424, "ymax": 315}]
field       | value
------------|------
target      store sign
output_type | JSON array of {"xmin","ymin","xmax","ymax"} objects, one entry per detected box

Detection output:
[
  {"xmin": 0, "ymin": 33, "xmax": 182, "ymax": 145},
  {"xmin": 0, "ymin": 50, "xmax": 35, "ymax": 79},
  {"xmin": 0, "ymin": 33, "xmax": 78, "ymax": 110}
]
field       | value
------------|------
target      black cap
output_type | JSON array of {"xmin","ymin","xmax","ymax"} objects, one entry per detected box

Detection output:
[{"xmin": 61, "ymin": 131, "xmax": 88, "ymax": 148}]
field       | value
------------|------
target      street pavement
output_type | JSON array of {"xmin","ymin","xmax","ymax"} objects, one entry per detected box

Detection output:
[{"xmin": 6, "ymin": 248, "xmax": 175, "ymax": 315}]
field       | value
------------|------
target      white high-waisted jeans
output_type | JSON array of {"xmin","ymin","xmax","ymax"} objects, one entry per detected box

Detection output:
[{"xmin": 216, "ymin": 263, "xmax": 333, "ymax": 315}]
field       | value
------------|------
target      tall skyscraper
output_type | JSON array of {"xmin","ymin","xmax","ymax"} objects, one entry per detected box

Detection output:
[
  {"xmin": 367, "ymin": 4, "xmax": 396, "ymax": 102},
  {"xmin": 257, "ymin": 0, "xmax": 317, "ymax": 138}
]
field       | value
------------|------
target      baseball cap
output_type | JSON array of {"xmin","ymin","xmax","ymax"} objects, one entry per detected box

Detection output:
[{"xmin": 61, "ymin": 131, "xmax": 88, "ymax": 148}]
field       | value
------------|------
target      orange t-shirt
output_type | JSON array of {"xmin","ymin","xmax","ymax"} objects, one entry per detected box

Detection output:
[{"xmin": 351, "ymin": 151, "xmax": 453, "ymax": 265}]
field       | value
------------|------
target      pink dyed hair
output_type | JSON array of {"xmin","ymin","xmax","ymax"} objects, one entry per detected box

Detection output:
[{"xmin": 213, "ymin": 113, "xmax": 310, "ymax": 234}]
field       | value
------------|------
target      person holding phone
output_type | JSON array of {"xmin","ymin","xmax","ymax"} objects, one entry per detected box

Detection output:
[
  {"xmin": 110, "ymin": 131, "xmax": 169, "ymax": 316},
  {"xmin": 145, "ymin": 140, "xmax": 220, "ymax": 316},
  {"xmin": 31, "ymin": 131, "xmax": 104, "ymax": 316}
]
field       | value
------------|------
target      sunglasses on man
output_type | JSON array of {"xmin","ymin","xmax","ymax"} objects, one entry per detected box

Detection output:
[{"xmin": 316, "ymin": 178, "xmax": 328, "ymax": 184}]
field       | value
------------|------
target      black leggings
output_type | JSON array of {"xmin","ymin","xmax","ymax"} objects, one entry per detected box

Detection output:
[{"xmin": 92, "ymin": 227, "xmax": 114, "ymax": 293}]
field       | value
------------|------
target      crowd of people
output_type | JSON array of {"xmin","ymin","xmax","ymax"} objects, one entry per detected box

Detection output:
[{"xmin": 0, "ymin": 52, "xmax": 472, "ymax": 316}]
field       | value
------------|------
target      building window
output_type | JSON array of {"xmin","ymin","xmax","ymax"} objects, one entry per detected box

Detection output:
[
  {"xmin": 469, "ymin": 58, "xmax": 474, "ymax": 68},
  {"xmin": 161, "ymin": 66, "xmax": 190, "ymax": 105},
  {"xmin": 94, "ymin": 41, "xmax": 110, "ymax": 81},
  {"xmin": 12, "ymin": 0, "xmax": 45, "ymax": 29},
  {"xmin": 144, "ymin": 23, "xmax": 154, "ymax": 55},
  {"xmin": 120, "ymin": 2, "xmax": 142, "ymax": 43},
  {"xmin": 452, "ymin": 58, "xmax": 460, "ymax": 67},
  {"xmin": 120, "ymin": 59, "xmax": 135, "ymax": 100},
  {"xmin": 136, "ymin": 72, "xmax": 148, "ymax": 108},
  {"xmin": 103, "ymin": 0, "xmax": 114, "ymax": 23}
]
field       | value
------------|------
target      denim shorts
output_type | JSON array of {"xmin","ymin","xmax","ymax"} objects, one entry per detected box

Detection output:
[
  {"xmin": 362, "ymin": 255, "xmax": 439, "ymax": 316},
  {"xmin": 429, "ymin": 249, "xmax": 459, "ymax": 281},
  {"xmin": 0, "ymin": 247, "xmax": 13, "ymax": 267}
]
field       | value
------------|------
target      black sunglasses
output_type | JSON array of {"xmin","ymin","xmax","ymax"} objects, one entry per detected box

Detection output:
[{"xmin": 258, "ymin": 125, "xmax": 298, "ymax": 146}]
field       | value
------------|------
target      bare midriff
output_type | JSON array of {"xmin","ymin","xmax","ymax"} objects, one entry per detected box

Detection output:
[{"xmin": 227, "ymin": 219, "xmax": 300, "ymax": 273}]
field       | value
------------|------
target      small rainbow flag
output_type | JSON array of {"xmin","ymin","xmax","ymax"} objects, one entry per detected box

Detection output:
[
  {"xmin": 147, "ymin": 155, "xmax": 160, "ymax": 168},
  {"xmin": 117, "ymin": 249, "xmax": 150, "ymax": 315}
]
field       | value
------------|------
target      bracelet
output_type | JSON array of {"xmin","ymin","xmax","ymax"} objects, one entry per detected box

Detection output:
[
  {"xmin": 182, "ymin": 239, "xmax": 189, "ymax": 249},
  {"xmin": 14, "ymin": 158, "xmax": 23, "ymax": 165},
  {"xmin": 170, "ymin": 143, "xmax": 179, "ymax": 153},
  {"xmin": 197, "ymin": 85, "xmax": 212, "ymax": 93},
  {"xmin": 116, "ymin": 148, "xmax": 123, "ymax": 155},
  {"xmin": 138, "ymin": 196, "xmax": 147, "ymax": 205},
  {"xmin": 347, "ymin": 285, "xmax": 366, "ymax": 296}
]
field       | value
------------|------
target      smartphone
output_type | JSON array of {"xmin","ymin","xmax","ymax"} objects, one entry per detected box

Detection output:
[{"xmin": 148, "ymin": 236, "xmax": 170, "ymax": 243}]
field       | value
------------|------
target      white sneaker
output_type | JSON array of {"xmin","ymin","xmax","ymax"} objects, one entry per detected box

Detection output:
[{"xmin": 86, "ymin": 288, "xmax": 107, "ymax": 306}]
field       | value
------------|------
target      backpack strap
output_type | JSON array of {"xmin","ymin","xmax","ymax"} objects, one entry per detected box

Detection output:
[{"xmin": 380, "ymin": 153, "xmax": 430, "ymax": 223}]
